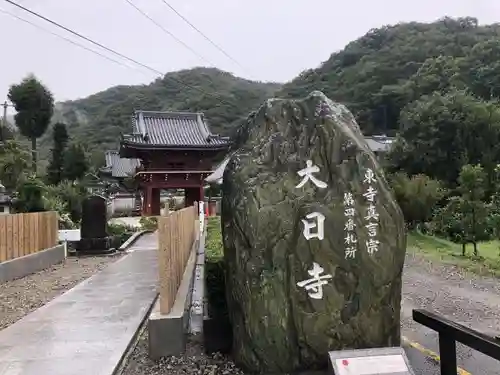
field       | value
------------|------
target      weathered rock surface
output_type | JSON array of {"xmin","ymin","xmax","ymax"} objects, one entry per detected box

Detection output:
[{"xmin": 221, "ymin": 91, "xmax": 406, "ymax": 374}]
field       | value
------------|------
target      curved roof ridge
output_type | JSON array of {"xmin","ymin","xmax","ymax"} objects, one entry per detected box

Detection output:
[{"xmin": 135, "ymin": 110, "xmax": 203, "ymax": 119}]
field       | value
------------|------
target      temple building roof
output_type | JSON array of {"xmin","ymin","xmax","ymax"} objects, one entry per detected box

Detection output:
[
  {"xmin": 121, "ymin": 110, "xmax": 231, "ymax": 150},
  {"xmin": 364, "ymin": 135, "xmax": 395, "ymax": 153},
  {"xmin": 100, "ymin": 151, "xmax": 140, "ymax": 178}
]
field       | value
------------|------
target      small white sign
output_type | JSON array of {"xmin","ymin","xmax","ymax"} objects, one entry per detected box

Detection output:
[
  {"xmin": 58, "ymin": 229, "xmax": 80, "ymax": 242},
  {"xmin": 335, "ymin": 355, "xmax": 408, "ymax": 375}
]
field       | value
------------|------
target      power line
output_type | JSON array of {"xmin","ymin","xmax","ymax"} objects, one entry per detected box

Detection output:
[
  {"xmin": 0, "ymin": 7, "xmax": 148, "ymax": 75},
  {"xmin": 158, "ymin": 0, "xmax": 252, "ymax": 76},
  {"xmin": 123, "ymin": 0, "xmax": 216, "ymax": 66},
  {"xmin": 3, "ymin": 0, "xmax": 235, "ymax": 106}
]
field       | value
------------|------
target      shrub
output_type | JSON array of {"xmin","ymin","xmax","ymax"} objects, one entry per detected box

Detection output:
[
  {"xmin": 389, "ymin": 172, "xmax": 446, "ymax": 230},
  {"xmin": 13, "ymin": 176, "xmax": 46, "ymax": 213},
  {"xmin": 108, "ymin": 222, "xmax": 137, "ymax": 249},
  {"xmin": 139, "ymin": 216, "xmax": 158, "ymax": 231},
  {"xmin": 45, "ymin": 181, "xmax": 88, "ymax": 223}
]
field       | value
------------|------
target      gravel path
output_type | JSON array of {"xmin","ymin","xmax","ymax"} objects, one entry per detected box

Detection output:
[
  {"xmin": 120, "ymin": 252, "xmax": 500, "ymax": 375},
  {"xmin": 402, "ymin": 251, "xmax": 500, "ymax": 375},
  {"xmin": 0, "ymin": 254, "xmax": 123, "ymax": 330},
  {"xmin": 402, "ymin": 251, "xmax": 500, "ymax": 334},
  {"xmin": 121, "ymin": 331, "xmax": 245, "ymax": 375}
]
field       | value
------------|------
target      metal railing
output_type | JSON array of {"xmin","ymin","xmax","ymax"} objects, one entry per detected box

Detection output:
[{"xmin": 412, "ymin": 309, "xmax": 500, "ymax": 375}]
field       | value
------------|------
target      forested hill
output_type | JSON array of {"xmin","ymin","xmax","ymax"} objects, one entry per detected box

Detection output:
[
  {"xmin": 43, "ymin": 16, "xmax": 500, "ymax": 159},
  {"xmin": 278, "ymin": 16, "xmax": 500, "ymax": 135},
  {"xmin": 53, "ymin": 67, "xmax": 281, "ymax": 154}
]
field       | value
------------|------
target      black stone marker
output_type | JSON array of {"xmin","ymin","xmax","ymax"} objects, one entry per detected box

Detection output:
[{"xmin": 76, "ymin": 195, "xmax": 112, "ymax": 254}]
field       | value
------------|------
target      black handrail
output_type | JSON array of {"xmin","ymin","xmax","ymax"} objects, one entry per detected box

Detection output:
[{"xmin": 412, "ymin": 309, "xmax": 500, "ymax": 375}]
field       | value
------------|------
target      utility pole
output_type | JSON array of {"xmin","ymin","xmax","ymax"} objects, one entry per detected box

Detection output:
[
  {"xmin": 1, "ymin": 101, "xmax": 15, "ymax": 144},
  {"xmin": 0, "ymin": 101, "xmax": 7, "ymax": 144},
  {"xmin": 1, "ymin": 101, "xmax": 7, "ymax": 128}
]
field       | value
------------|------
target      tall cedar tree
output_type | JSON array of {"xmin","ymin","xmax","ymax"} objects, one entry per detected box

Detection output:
[
  {"xmin": 63, "ymin": 143, "xmax": 89, "ymax": 181},
  {"xmin": 8, "ymin": 75, "xmax": 54, "ymax": 173},
  {"xmin": 47, "ymin": 123, "xmax": 69, "ymax": 185}
]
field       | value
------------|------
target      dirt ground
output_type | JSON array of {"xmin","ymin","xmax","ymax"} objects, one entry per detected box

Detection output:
[{"xmin": 0, "ymin": 254, "xmax": 122, "ymax": 330}]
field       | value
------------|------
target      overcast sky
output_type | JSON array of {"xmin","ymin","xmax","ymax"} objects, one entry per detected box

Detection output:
[{"xmin": 1, "ymin": 0, "xmax": 500, "ymax": 113}]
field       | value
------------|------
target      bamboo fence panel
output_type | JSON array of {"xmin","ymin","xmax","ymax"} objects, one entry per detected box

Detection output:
[
  {"xmin": 0, "ymin": 211, "xmax": 58, "ymax": 263},
  {"xmin": 157, "ymin": 205, "xmax": 198, "ymax": 314}
]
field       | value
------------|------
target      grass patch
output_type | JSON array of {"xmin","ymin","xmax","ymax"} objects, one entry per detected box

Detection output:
[
  {"xmin": 205, "ymin": 216, "xmax": 227, "ymax": 318},
  {"xmin": 408, "ymin": 231, "xmax": 500, "ymax": 277},
  {"xmin": 206, "ymin": 216, "xmax": 223, "ymax": 261},
  {"xmin": 203, "ymin": 216, "xmax": 500, "ymax": 280}
]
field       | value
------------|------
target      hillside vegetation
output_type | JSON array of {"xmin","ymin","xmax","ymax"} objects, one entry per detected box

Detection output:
[
  {"xmin": 14, "ymin": 16, "xmax": 500, "ymax": 165},
  {"xmin": 54, "ymin": 68, "xmax": 280, "ymax": 155},
  {"xmin": 279, "ymin": 16, "xmax": 500, "ymax": 135}
]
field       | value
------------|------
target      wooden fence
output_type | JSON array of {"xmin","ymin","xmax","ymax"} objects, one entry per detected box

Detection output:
[
  {"xmin": 0, "ymin": 211, "xmax": 59, "ymax": 263},
  {"xmin": 157, "ymin": 205, "xmax": 198, "ymax": 314}
]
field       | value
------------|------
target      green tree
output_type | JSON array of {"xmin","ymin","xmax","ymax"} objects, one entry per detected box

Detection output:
[
  {"xmin": 389, "ymin": 172, "xmax": 445, "ymax": 230},
  {"xmin": 45, "ymin": 180, "xmax": 88, "ymax": 223},
  {"xmin": 0, "ymin": 122, "xmax": 15, "ymax": 142},
  {"xmin": 63, "ymin": 143, "xmax": 89, "ymax": 181},
  {"xmin": 0, "ymin": 140, "xmax": 31, "ymax": 191},
  {"xmin": 388, "ymin": 91, "xmax": 500, "ymax": 186},
  {"xmin": 8, "ymin": 75, "xmax": 54, "ymax": 173},
  {"xmin": 462, "ymin": 39, "xmax": 500, "ymax": 100},
  {"xmin": 457, "ymin": 164, "xmax": 489, "ymax": 256},
  {"xmin": 432, "ymin": 196, "xmax": 467, "ymax": 248},
  {"xmin": 14, "ymin": 176, "xmax": 46, "ymax": 213},
  {"xmin": 46, "ymin": 122, "xmax": 69, "ymax": 185},
  {"xmin": 487, "ymin": 164, "xmax": 500, "ymax": 254}
]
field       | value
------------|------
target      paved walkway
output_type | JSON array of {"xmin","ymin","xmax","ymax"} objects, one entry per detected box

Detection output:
[
  {"xmin": 0, "ymin": 233, "xmax": 158, "ymax": 375},
  {"xmin": 127, "ymin": 231, "xmax": 158, "ymax": 251}
]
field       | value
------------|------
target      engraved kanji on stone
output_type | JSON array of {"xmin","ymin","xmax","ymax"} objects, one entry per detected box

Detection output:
[
  {"xmin": 344, "ymin": 207, "xmax": 356, "ymax": 217},
  {"xmin": 296, "ymin": 262, "xmax": 332, "ymax": 299},
  {"xmin": 365, "ymin": 205, "xmax": 379, "ymax": 221},
  {"xmin": 363, "ymin": 186, "xmax": 378, "ymax": 202},
  {"xmin": 344, "ymin": 232, "xmax": 358, "ymax": 245},
  {"xmin": 301, "ymin": 212, "xmax": 325, "ymax": 240},
  {"xmin": 345, "ymin": 246, "xmax": 356, "ymax": 259},
  {"xmin": 366, "ymin": 238, "xmax": 380, "ymax": 255},
  {"xmin": 366, "ymin": 222, "xmax": 378, "ymax": 237},
  {"xmin": 296, "ymin": 160, "xmax": 328, "ymax": 189},
  {"xmin": 344, "ymin": 218, "xmax": 356, "ymax": 231},
  {"xmin": 363, "ymin": 168, "xmax": 376, "ymax": 184},
  {"xmin": 343, "ymin": 192, "xmax": 355, "ymax": 206}
]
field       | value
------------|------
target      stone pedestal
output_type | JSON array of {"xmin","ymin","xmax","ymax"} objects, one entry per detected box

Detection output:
[
  {"xmin": 76, "ymin": 195, "xmax": 113, "ymax": 255},
  {"xmin": 76, "ymin": 236, "xmax": 112, "ymax": 254}
]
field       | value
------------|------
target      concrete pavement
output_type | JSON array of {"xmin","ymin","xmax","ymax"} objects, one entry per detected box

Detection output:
[{"xmin": 0, "ymin": 234, "xmax": 158, "ymax": 375}]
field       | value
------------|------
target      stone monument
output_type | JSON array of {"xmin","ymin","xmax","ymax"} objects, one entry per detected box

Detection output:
[
  {"xmin": 76, "ymin": 195, "xmax": 112, "ymax": 254},
  {"xmin": 221, "ymin": 91, "xmax": 406, "ymax": 374}
]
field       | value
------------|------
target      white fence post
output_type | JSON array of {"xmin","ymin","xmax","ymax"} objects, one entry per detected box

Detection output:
[{"xmin": 199, "ymin": 201, "xmax": 204, "ymax": 233}]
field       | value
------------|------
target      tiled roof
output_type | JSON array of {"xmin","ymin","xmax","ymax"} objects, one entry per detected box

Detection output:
[
  {"xmin": 364, "ymin": 136, "xmax": 395, "ymax": 152},
  {"xmin": 101, "ymin": 151, "xmax": 140, "ymax": 178},
  {"xmin": 122, "ymin": 110, "xmax": 231, "ymax": 149},
  {"xmin": 205, "ymin": 157, "xmax": 231, "ymax": 184}
]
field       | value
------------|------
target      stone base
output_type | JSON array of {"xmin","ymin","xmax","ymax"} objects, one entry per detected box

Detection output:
[
  {"xmin": 203, "ymin": 316, "xmax": 232, "ymax": 354},
  {"xmin": 0, "ymin": 244, "xmax": 66, "ymax": 283},
  {"xmin": 76, "ymin": 236, "xmax": 113, "ymax": 254},
  {"xmin": 148, "ymin": 244, "xmax": 197, "ymax": 359}
]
